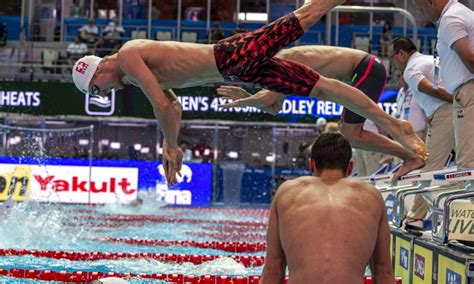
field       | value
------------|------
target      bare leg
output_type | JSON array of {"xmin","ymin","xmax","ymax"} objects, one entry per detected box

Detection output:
[
  {"xmin": 293, "ymin": 0, "xmax": 345, "ymax": 31},
  {"xmin": 341, "ymin": 123, "xmax": 426, "ymax": 180},
  {"xmin": 311, "ymin": 76, "xmax": 428, "ymax": 160}
]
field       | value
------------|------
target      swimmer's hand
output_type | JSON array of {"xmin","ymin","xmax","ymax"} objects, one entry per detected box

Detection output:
[
  {"xmin": 162, "ymin": 142, "xmax": 183, "ymax": 185},
  {"xmin": 218, "ymin": 89, "xmax": 285, "ymax": 115},
  {"xmin": 216, "ymin": 86, "xmax": 252, "ymax": 100}
]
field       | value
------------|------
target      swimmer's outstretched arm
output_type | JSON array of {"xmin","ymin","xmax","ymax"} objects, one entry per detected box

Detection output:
[
  {"xmin": 217, "ymin": 86, "xmax": 284, "ymax": 115},
  {"xmin": 118, "ymin": 51, "xmax": 183, "ymax": 185}
]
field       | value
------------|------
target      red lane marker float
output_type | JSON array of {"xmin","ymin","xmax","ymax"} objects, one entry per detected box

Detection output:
[
  {"xmin": 187, "ymin": 232, "xmax": 266, "ymax": 242},
  {"xmin": 199, "ymin": 225, "xmax": 268, "ymax": 233},
  {"xmin": 96, "ymin": 237, "xmax": 266, "ymax": 253},
  {"xmin": 0, "ymin": 249, "xmax": 265, "ymax": 267},
  {"xmin": 73, "ymin": 215, "xmax": 267, "ymax": 227},
  {"xmin": 67, "ymin": 208, "xmax": 269, "ymax": 217},
  {"xmin": 0, "ymin": 268, "xmax": 402, "ymax": 283},
  {"xmin": 63, "ymin": 222, "xmax": 147, "ymax": 228}
]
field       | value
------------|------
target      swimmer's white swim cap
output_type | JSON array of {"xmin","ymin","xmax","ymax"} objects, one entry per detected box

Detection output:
[{"xmin": 72, "ymin": 55, "xmax": 102, "ymax": 95}]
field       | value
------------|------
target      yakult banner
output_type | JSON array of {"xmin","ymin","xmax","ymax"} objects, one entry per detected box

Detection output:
[
  {"xmin": 0, "ymin": 163, "xmax": 138, "ymax": 204},
  {"xmin": 0, "ymin": 157, "xmax": 212, "ymax": 206}
]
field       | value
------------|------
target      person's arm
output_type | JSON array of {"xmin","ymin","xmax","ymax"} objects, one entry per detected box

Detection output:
[
  {"xmin": 260, "ymin": 185, "xmax": 286, "ymax": 283},
  {"xmin": 216, "ymin": 86, "xmax": 284, "ymax": 115},
  {"xmin": 452, "ymin": 37, "xmax": 474, "ymax": 74},
  {"xmin": 369, "ymin": 187, "xmax": 395, "ymax": 284},
  {"xmin": 118, "ymin": 50, "xmax": 183, "ymax": 185},
  {"xmin": 417, "ymin": 78, "xmax": 453, "ymax": 103}
]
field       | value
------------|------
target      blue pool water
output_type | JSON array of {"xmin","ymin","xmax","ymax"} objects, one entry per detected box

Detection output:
[{"xmin": 0, "ymin": 197, "xmax": 268, "ymax": 283}]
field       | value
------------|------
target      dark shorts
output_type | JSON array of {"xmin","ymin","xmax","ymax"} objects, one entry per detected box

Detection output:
[
  {"xmin": 213, "ymin": 13, "xmax": 321, "ymax": 96},
  {"xmin": 342, "ymin": 54, "xmax": 387, "ymax": 124}
]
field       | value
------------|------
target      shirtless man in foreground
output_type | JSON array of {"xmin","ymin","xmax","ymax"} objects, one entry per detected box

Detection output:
[
  {"xmin": 218, "ymin": 45, "xmax": 426, "ymax": 178},
  {"xmin": 72, "ymin": 0, "xmax": 425, "ymax": 184},
  {"xmin": 260, "ymin": 132, "xmax": 394, "ymax": 284}
]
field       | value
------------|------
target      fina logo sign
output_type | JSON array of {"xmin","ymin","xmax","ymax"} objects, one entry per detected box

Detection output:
[
  {"xmin": 84, "ymin": 89, "xmax": 116, "ymax": 116},
  {"xmin": 156, "ymin": 164, "xmax": 193, "ymax": 205}
]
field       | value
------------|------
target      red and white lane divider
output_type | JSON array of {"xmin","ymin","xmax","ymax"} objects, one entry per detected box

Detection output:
[
  {"xmin": 0, "ymin": 268, "xmax": 402, "ymax": 283},
  {"xmin": 97, "ymin": 237, "xmax": 266, "ymax": 253},
  {"xmin": 74, "ymin": 215, "xmax": 267, "ymax": 227},
  {"xmin": 199, "ymin": 225, "xmax": 267, "ymax": 233},
  {"xmin": 0, "ymin": 249, "xmax": 264, "ymax": 267},
  {"xmin": 186, "ymin": 232, "xmax": 266, "ymax": 242},
  {"xmin": 0, "ymin": 269, "xmax": 263, "ymax": 283}
]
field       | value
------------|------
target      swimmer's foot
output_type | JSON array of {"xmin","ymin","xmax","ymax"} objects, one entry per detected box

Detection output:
[
  {"xmin": 392, "ymin": 120, "xmax": 428, "ymax": 160},
  {"xmin": 391, "ymin": 155, "xmax": 426, "ymax": 184}
]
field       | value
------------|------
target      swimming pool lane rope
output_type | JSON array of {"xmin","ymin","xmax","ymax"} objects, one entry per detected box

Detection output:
[
  {"xmin": 0, "ymin": 268, "xmax": 402, "ymax": 283},
  {"xmin": 0, "ymin": 248, "xmax": 265, "ymax": 267},
  {"xmin": 95, "ymin": 237, "xmax": 266, "ymax": 253}
]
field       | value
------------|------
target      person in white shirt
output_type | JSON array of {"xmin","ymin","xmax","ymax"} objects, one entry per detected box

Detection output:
[
  {"xmin": 414, "ymin": 0, "xmax": 474, "ymax": 169},
  {"xmin": 67, "ymin": 36, "xmax": 89, "ymax": 61},
  {"xmin": 103, "ymin": 17, "xmax": 125, "ymax": 42},
  {"xmin": 394, "ymin": 70, "xmax": 427, "ymax": 141},
  {"xmin": 389, "ymin": 37, "xmax": 453, "ymax": 172},
  {"xmin": 78, "ymin": 18, "xmax": 99, "ymax": 46},
  {"xmin": 389, "ymin": 38, "xmax": 454, "ymax": 228}
]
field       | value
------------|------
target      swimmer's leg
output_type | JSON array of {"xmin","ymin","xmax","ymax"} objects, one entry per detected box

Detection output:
[
  {"xmin": 310, "ymin": 77, "xmax": 427, "ymax": 160},
  {"xmin": 340, "ymin": 123, "xmax": 426, "ymax": 180},
  {"xmin": 294, "ymin": 0, "xmax": 346, "ymax": 31}
]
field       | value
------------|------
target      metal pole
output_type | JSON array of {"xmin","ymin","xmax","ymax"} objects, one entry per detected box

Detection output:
[
  {"xmin": 119, "ymin": 0, "xmax": 123, "ymax": 25},
  {"xmin": 28, "ymin": 0, "xmax": 34, "ymax": 40},
  {"xmin": 236, "ymin": 0, "xmax": 240, "ymax": 21},
  {"xmin": 90, "ymin": 0, "xmax": 94, "ymax": 19},
  {"xmin": 369, "ymin": 0, "xmax": 373, "ymax": 52},
  {"xmin": 335, "ymin": 11, "xmax": 339, "ymax": 46},
  {"xmin": 266, "ymin": 0, "xmax": 270, "ymax": 24},
  {"xmin": 206, "ymin": 0, "xmax": 211, "ymax": 42},
  {"xmin": 88, "ymin": 125, "xmax": 94, "ymax": 205},
  {"xmin": 147, "ymin": 0, "xmax": 152, "ymax": 38},
  {"xmin": 60, "ymin": 0, "xmax": 65, "ymax": 42},
  {"xmin": 403, "ymin": 0, "xmax": 407, "ymax": 37},
  {"xmin": 331, "ymin": 6, "xmax": 417, "ymax": 42},
  {"xmin": 325, "ymin": 11, "xmax": 331, "ymax": 45},
  {"xmin": 177, "ymin": 0, "xmax": 182, "ymax": 41},
  {"xmin": 20, "ymin": 0, "xmax": 25, "ymax": 42}
]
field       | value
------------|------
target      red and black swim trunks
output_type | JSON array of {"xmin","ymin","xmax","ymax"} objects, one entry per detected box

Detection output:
[{"xmin": 213, "ymin": 13, "xmax": 321, "ymax": 96}]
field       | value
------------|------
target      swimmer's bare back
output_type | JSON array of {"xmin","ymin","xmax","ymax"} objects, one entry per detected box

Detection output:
[
  {"xmin": 118, "ymin": 39, "xmax": 224, "ymax": 89},
  {"xmin": 274, "ymin": 176, "xmax": 388, "ymax": 284}
]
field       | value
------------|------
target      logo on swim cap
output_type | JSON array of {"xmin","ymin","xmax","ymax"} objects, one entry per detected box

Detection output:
[{"xmin": 72, "ymin": 55, "xmax": 102, "ymax": 95}]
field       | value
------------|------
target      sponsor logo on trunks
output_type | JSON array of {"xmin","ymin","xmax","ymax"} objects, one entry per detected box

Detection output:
[
  {"xmin": 400, "ymin": 247, "xmax": 409, "ymax": 270},
  {"xmin": 75, "ymin": 61, "xmax": 89, "ymax": 74},
  {"xmin": 445, "ymin": 171, "xmax": 471, "ymax": 180},
  {"xmin": 446, "ymin": 269, "xmax": 462, "ymax": 284},
  {"xmin": 156, "ymin": 164, "xmax": 193, "ymax": 205},
  {"xmin": 84, "ymin": 90, "xmax": 115, "ymax": 116},
  {"xmin": 414, "ymin": 254, "xmax": 425, "ymax": 280}
]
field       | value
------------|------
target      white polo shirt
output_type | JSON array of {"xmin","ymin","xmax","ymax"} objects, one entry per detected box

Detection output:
[
  {"xmin": 436, "ymin": 0, "xmax": 474, "ymax": 93},
  {"xmin": 403, "ymin": 52, "xmax": 448, "ymax": 118},
  {"xmin": 395, "ymin": 87, "xmax": 427, "ymax": 133}
]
